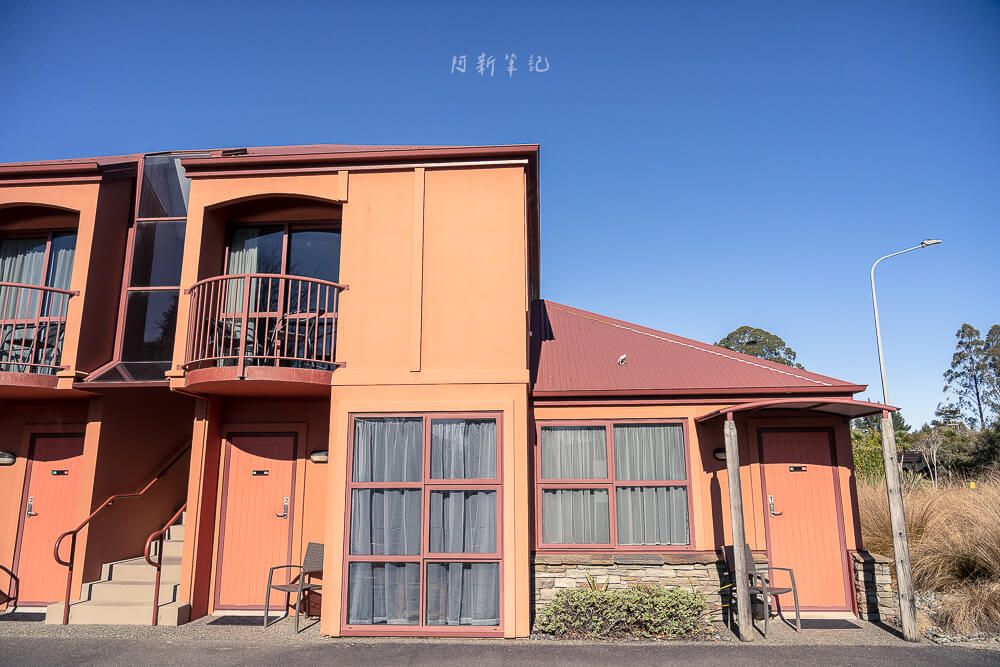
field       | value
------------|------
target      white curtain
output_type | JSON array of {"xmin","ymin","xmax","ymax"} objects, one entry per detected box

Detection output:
[
  {"xmin": 613, "ymin": 423, "xmax": 686, "ymax": 480},
  {"xmin": 541, "ymin": 489, "xmax": 610, "ymax": 544},
  {"xmin": 0, "ymin": 237, "xmax": 46, "ymax": 319},
  {"xmin": 225, "ymin": 227, "xmax": 260, "ymax": 314},
  {"xmin": 350, "ymin": 489, "xmax": 421, "ymax": 555},
  {"xmin": 426, "ymin": 562, "xmax": 499, "ymax": 626},
  {"xmin": 539, "ymin": 425, "xmax": 607, "ymax": 479},
  {"xmin": 616, "ymin": 486, "xmax": 689, "ymax": 545},
  {"xmin": 430, "ymin": 419, "xmax": 496, "ymax": 479},
  {"xmin": 347, "ymin": 562, "xmax": 420, "ymax": 625},
  {"xmin": 352, "ymin": 418, "xmax": 423, "ymax": 482},
  {"xmin": 429, "ymin": 491, "xmax": 496, "ymax": 553}
]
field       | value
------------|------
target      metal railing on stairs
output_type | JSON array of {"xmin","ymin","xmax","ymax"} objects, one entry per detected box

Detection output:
[
  {"xmin": 53, "ymin": 441, "xmax": 191, "ymax": 625},
  {"xmin": 144, "ymin": 503, "xmax": 186, "ymax": 626}
]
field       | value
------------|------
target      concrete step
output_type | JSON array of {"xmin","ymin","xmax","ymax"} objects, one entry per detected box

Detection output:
[
  {"xmin": 150, "ymin": 539, "xmax": 184, "ymax": 560},
  {"xmin": 101, "ymin": 556, "xmax": 181, "ymax": 583},
  {"xmin": 84, "ymin": 580, "xmax": 180, "ymax": 604},
  {"xmin": 45, "ymin": 600, "xmax": 190, "ymax": 626},
  {"xmin": 166, "ymin": 523, "xmax": 185, "ymax": 542}
]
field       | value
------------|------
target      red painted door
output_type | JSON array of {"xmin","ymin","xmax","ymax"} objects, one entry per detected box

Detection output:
[
  {"xmin": 215, "ymin": 434, "xmax": 296, "ymax": 609},
  {"xmin": 760, "ymin": 430, "xmax": 850, "ymax": 610},
  {"xmin": 15, "ymin": 434, "xmax": 86, "ymax": 605}
]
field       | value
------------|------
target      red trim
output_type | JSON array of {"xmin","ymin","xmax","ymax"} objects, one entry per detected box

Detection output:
[
  {"xmin": 696, "ymin": 397, "xmax": 897, "ymax": 423},
  {"xmin": 534, "ymin": 387, "xmax": 868, "ymax": 399},
  {"xmin": 181, "ymin": 145, "xmax": 539, "ymax": 176},
  {"xmin": 342, "ymin": 412, "xmax": 504, "ymax": 636},
  {"xmin": 757, "ymin": 428, "xmax": 853, "ymax": 612},
  {"xmin": 533, "ymin": 419, "xmax": 694, "ymax": 552}
]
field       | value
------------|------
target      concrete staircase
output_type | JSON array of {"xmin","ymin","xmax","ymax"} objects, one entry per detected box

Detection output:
[{"xmin": 45, "ymin": 512, "xmax": 190, "ymax": 625}]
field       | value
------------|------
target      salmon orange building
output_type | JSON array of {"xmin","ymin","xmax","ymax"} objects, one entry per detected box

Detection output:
[{"xmin": 0, "ymin": 144, "xmax": 896, "ymax": 635}]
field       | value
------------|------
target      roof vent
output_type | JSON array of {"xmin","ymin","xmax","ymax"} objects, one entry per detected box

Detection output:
[
  {"xmin": 220, "ymin": 148, "xmax": 249, "ymax": 157},
  {"xmin": 617, "ymin": 354, "xmax": 627, "ymax": 366}
]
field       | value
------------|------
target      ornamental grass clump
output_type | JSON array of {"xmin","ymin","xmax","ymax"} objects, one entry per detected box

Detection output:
[
  {"xmin": 534, "ymin": 585, "xmax": 707, "ymax": 639},
  {"xmin": 858, "ymin": 474, "xmax": 1000, "ymax": 634}
]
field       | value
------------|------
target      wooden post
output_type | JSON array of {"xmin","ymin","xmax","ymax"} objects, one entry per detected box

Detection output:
[
  {"xmin": 724, "ymin": 416, "xmax": 753, "ymax": 642},
  {"xmin": 880, "ymin": 410, "xmax": 919, "ymax": 641}
]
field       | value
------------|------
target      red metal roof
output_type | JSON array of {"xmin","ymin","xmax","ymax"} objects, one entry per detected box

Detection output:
[{"xmin": 531, "ymin": 301, "xmax": 866, "ymax": 397}]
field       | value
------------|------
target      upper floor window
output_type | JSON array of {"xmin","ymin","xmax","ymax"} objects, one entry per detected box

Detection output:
[
  {"xmin": 535, "ymin": 421, "xmax": 691, "ymax": 549},
  {"xmin": 226, "ymin": 224, "xmax": 340, "ymax": 283}
]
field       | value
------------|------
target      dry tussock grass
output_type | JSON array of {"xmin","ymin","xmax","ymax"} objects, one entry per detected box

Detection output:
[{"xmin": 858, "ymin": 475, "xmax": 1000, "ymax": 634}]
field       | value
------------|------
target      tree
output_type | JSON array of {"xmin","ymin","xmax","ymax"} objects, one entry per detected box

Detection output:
[
  {"xmin": 942, "ymin": 324, "xmax": 996, "ymax": 429},
  {"xmin": 932, "ymin": 403, "xmax": 964, "ymax": 427},
  {"xmin": 715, "ymin": 326, "xmax": 804, "ymax": 368}
]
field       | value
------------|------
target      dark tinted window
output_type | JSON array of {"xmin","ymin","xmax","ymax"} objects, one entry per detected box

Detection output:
[
  {"xmin": 130, "ymin": 221, "xmax": 185, "ymax": 287},
  {"xmin": 288, "ymin": 229, "xmax": 340, "ymax": 282},
  {"xmin": 121, "ymin": 291, "xmax": 179, "ymax": 361},
  {"xmin": 138, "ymin": 154, "xmax": 204, "ymax": 218}
]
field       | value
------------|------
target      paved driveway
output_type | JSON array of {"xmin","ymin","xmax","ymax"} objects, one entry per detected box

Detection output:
[{"xmin": 0, "ymin": 636, "xmax": 996, "ymax": 666}]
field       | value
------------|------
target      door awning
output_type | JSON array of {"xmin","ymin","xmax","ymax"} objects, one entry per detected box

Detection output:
[{"xmin": 695, "ymin": 397, "xmax": 897, "ymax": 423}]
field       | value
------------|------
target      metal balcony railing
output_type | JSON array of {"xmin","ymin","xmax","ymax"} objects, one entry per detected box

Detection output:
[
  {"xmin": 183, "ymin": 273, "xmax": 347, "ymax": 376},
  {"xmin": 0, "ymin": 282, "xmax": 77, "ymax": 375}
]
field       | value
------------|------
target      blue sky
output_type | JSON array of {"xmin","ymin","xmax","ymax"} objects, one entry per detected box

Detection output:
[{"xmin": 2, "ymin": 1, "xmax": 997, "ymax": 427}]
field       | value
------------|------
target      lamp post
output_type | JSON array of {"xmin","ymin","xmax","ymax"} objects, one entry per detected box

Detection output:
[
  {"xmin": 869, "ymin": 238, "xmax": 941, "ymax": 642},
  {"xmin": 870, "ymin": 239, "xmax": 942, "ymax": 404}
]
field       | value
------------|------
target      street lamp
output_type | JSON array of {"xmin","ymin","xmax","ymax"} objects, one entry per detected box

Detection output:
[
  {"xmin": 870, "ymin": 239, "xmax": 942, "ymax": 403},
  {"xmin": 868, "ymin": 238, "xmax": 941, "ymax": 643}
]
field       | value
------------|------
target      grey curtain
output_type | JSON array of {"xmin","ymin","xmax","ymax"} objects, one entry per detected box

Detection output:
[
  {"xmin": 539, "ymin": 425, "xmax": 607, "ymax": 479},
  {"xmin": 430, "ymin": 419, "xmax": 496, "ymax": 479},
  {"xmin": 429, "ymin": 491, "xmax": 496, "ymax": 553},
  {"xmin": 613, "ymin": 423, "xmax": 686, "ymax": 480},
  {"xmin": 350, "ymin": 489, "xmax": 421, "ymax": 555},
  {"xmin": 353, "ymin": 417, "xmax": 422, "ymax": 482},
  {"xmin": 0, "ymin": 237, "xmax": 46, "ymax": 318},
  {"xmin": 616, "ymin": 486, "xmax": 690, "ymax": 545},
  {"xmin": 426, "ymin": 562, "xmax": 499, "ymax": 626},
  {"xmin": 347, "ymin": 562, "xmax": 420, "ymax": 625},
  {"xmin": 541, "ymin": 489, "xmax": 610, "ymax": 544}
]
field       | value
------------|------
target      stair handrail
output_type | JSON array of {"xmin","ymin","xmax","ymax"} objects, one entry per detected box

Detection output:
[
  {"xmin": 143, "ymin": 502, "xmax": 186, "ymax": 626},
  {"xmin": 52, "ymin": 440, "xmax": 191, "ymax": 625}
]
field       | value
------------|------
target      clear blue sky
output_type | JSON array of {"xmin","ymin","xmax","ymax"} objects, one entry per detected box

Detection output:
[{"xmin": 2, "ymin": 1, "xmax": 997, "ymax": 427}]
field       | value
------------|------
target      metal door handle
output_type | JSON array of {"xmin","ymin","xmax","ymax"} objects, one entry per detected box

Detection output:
[
  {"xmin": 768, "ymin": 494, "xmax": 782, "ymax": 517},
  {"xmin": 276, "ymin": 497, "xmax": 289, "ymax": 519},
  {"xmin": 26, "ymin": 496, "xmax": 38, "ymax": 517}
]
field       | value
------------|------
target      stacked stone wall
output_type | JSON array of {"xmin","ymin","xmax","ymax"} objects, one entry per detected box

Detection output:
[{"xmin": 852, "ymin": 551, "xmax": 898, "ymax": 622}]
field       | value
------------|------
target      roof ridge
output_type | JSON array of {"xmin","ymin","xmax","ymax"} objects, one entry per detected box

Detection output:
[{"xmin": 543, "ymin": 301, "xmax": 834, "ymax": 387}]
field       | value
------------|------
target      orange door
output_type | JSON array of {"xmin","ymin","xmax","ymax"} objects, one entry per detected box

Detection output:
[
  {"xmin": 15, "ymin": 434, "xmax": 86, "ymax": 605},
  {"xmin": 215, "ymin": 434, "xmax": 296, "ymax": 609},
  {"xmin": 760, "ymin": 430, "xmax": 850, "ymax": 610}
]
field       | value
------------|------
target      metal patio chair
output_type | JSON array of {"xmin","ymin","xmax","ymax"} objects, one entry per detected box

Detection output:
[
  {"xmin": 726, "ymin": 544, "xmax": 801, "ymax": 636},
  {"xmin": 0, "ymin": 564, "xmax": 17, "ymax": 613},
  {"xmin": 264, "ymin": 542, "xmax": 323, "ymax": 633}
]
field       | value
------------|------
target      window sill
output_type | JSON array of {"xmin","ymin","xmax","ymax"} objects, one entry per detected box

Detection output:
[{"xmin": 532, "ymin": 551, "xmax": 722, "ymax": 566}]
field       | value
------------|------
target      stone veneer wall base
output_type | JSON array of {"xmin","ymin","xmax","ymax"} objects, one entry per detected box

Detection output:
[{"xmin": 852, "ymin": 550, "xmax": 899, "ymax": 623}]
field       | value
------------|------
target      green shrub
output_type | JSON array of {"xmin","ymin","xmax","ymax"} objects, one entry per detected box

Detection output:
[
  {"xmin": 853, "ymin": 443, "xmax": 885, "ymax": 482},
  {"xmin": 534, "ymin": 585, "xmax": 707, "ymax": 639}
]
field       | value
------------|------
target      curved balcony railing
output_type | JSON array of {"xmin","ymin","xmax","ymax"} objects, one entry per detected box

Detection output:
[
  {"xmin": 183, "ymin": 273, "xmax": 347, "ymax": 377},
  {"xmin": 0, "ymin": 282, "xmax": 77, "ymax": 376}
]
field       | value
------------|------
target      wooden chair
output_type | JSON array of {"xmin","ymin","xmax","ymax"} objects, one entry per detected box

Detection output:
[
  {"xmin": 264, "ymin": 542, "xmax": 323, "ymax": 633},
  {"xmin": 727, "ymin": 544, "xmax": 801, "ymax": 636}
]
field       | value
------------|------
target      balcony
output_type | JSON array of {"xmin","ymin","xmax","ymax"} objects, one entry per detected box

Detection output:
[
  {"xmin": 0, "ymin": 282, "xmax": 76, "ymax": 392},
  {"xmin": 182, "ymin": 273, "xmax": 347, "ymax": 394}
]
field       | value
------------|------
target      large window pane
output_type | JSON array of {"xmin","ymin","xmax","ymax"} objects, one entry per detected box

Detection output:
[
  {"xmin": 0, "ymin": 237, "xmax": 45, "ymax": 319},
  {"xmin": 352, "ymin": 417, "xmax": 423, "ymax": 482},
  {"xmin": 227, "ymin": 225, "xmax": 284, "ymax": 275},
  {"xmin": 288, "ymin": 229, "xmax": 340, "ymax": 282},
  {"xmin": 430, "ymin": 419, "xmax": 496, "ymax": 479},
  {"xmin": 426, "ymin": 562, "xmax": 499, "ymax": 626},
  {"xmin": 350, "ymin": 489, "xmax": 421, "ymax": 555},
  {"xmin": 130, "ymin": 221, "xmax": 185, "ymax": 287},
  {"xmin": 45, "ymin": 233, "xmax": 76, "ymax": 291},
  {"xmin": 347, "ymin": 562, "xmax": 420, "ymax": 625},
  {"xmin": 121, "ymin": 290, "xmax": 178, "ymax": 362},
  {"xmin": 613, "ymin": 424, "xmax": 686, "ymax": 481},
  {"xmin": 539, "ymin": 425, "xmax": 607, "ymax": 479},
  {"xmin": 138, "ymin": 155, "xmax": 192, "ymax": 218},
  {"xmin": 616, "ymin": 486, "xmax": 690, "ymax": 546},
  {"xmin": 428, "ymin": 491, "xmax": 496, "ymax": 553},
  {"xmin": 541, "ymin": 489, "xmax": 610, "ymax": 544}
]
